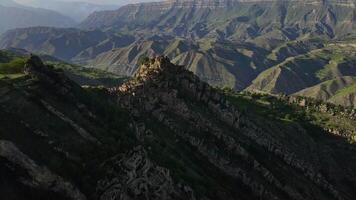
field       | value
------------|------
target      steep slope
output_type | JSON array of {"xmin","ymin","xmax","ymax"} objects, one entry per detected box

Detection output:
[
  {"xmin": 88, "ymin": 38, "xmax": 278, "ymax": 89},
  {"xmin": 328, "ymin": 83, "xmax": 356, "ymax": 107},
  {"xmin": 113, "ymin": 56, "xmax": 356, "ymax": 200},
  {"xmin": 0, "ymin": 27, "xmax": 136, "ymax": 62},
  {"xmin": 2, "ymin": 0, "xmax": 355, "ymax": 94},
  {"xmin": 295, "ymin": 76, "xmax": 356, "ymax": 106},
  {"xmin": 0, "ymin": 56, "xmax": 197, "ymax": 200},
  {"xmin": 247, "ymin": 42, "xmax": 356, "ymax": 95},
  {"xmin": 1, "ymin": 55, "xmax": 356, "ymax": 199},
  {"xmin": 0, "ymin": 1, "xmax": 75, "ymax": 34},
  {"xmin": 80, "ymin": 0, "xmax": 356, "ymax": 41},
  {"xmin": 0, "ymin": 26, "xmax": 328, "ymax": 90}
]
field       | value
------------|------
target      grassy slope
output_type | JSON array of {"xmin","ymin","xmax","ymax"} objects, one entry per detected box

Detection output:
[
  {"xmin": 0, "ymin": 50, "xmax": 127, "ymax": 87},
  {"xmin": 247, "ymin": 41, "xmax": 356, "ymax": 99},
  {"xmin": 295, "ymin": 76, "xmax": 356, "ymax": 106}
]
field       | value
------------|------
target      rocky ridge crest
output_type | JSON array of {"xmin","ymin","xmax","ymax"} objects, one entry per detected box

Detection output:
[{"xmin": 114, "ymin": 56, "xmax": 354, "ymax": 200}]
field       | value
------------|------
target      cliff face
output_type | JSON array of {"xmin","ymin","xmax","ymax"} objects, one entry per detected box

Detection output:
[{"xmin": 80, "ymin": 0, "xmax": 356, "ymax": 38}]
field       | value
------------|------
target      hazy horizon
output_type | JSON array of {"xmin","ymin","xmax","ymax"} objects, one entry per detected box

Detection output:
[{"xmin": 14, "ymin": 0, "xmax": 158, "ymax": 6}]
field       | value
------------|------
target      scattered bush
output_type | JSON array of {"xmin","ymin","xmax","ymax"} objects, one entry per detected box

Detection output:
[
  {"xmin": 0, "ymin": 58, "xmax": 26, "ymax": 74},
  {"xmin": 137, "ymin": 55, "xmax": 150, "ymax": 66}
]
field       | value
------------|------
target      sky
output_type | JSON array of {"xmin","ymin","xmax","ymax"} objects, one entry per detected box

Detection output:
[{"xmin": 14, "ymin": 0, "xmax": 156, "ymax": 5}]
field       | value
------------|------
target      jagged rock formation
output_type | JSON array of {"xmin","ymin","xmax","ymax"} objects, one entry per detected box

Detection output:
[
  {"xmin": 0, "ymin": 56, "xmax": 201, "ymax": 200},
  {"xmin": 97, "ymin": 146, "xmax": 198, "ymax": 200},
  {"xmin": 1, "ymin": 55, "xmax": 356, "ymax": 199},
  {"xmin": 114, "ymin": 56, "xmax": 356, "ymax": 200}
]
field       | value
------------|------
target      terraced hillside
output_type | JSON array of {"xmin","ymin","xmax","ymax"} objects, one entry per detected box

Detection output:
[{"xmin": 0, "ymin": 55, "xmax": 355, "ymax": 200}]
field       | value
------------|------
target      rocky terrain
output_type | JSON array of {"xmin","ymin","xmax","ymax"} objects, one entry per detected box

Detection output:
[
  {"xmin": 80, "ymin": 0, "xmax": 356, "ymax": 40},
  {"xmin": 1, "ymin": 0, "xmax": 355, "ymax": 107},
  {"xmin": 1, "ymin": 54, "xmax": 355, "ymax": 199},
  {"xmin": 1, "ymin": 0, "xmax": 355, "ymax": 199}
]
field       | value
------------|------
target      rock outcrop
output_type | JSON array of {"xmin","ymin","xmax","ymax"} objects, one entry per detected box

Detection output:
[
  {"xmin": 113, "ymin": 56, "xmax": 356, "ymax": 200},
  {"xmin": 97, "ymin": 146, "xmax": 198, "ymax": 200},
  {"xmin": 1, "ymin": 55, "xmax": 355, "ymax": 200},
  {"xmin": 24, "ymin": 55, "xmax": 75, "ymax": 96}
]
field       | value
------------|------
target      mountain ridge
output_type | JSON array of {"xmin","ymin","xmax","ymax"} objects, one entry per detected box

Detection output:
[
  {"xmin": 1, "ymin": 0, "xmax": 356, "ymax": 107},
  {"xmin": 0, "ymin": 1, "xmax": 76, "ymax": 34},
  {"xmin": 0, "ymin": 54, "xmax": 356, "ymax": 199}
]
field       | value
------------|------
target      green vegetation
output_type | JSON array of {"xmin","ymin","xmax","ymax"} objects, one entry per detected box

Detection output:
[
  {"xmin": 0, "ymin": 51, "xmax": 27, "ymax": 79},
  {"xmin": 0, "ymin": 50, "xmax": 126, "ymax": 86},
  {"xmin": 223, "ymin": 90, "xmax": 356, "ymax": 138},
  {"xmin": 137, "ymin": 54, "xmax": 150, "ymax": 66},
  {"xmin": 0, "ymin": 57, "xmax": 26, "ymax": 74},
  {"xmin": 335, "ymin": 83, "xmax": 356, "ymax": 96},
  {"xmin": 224, "ymin": 91, "xmax": 307, "ymax": 123},
  {"xmin": 48, "ymin": 61, "xmax": 124, "ymax": 79}
]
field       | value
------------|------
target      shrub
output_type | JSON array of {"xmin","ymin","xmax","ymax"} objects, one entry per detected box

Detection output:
[
  {"xmin": 0, "ymin": 58, "xmax": 26, "ymax": 74},
  {"xmin": 137, "ymin": 55, "xmax": 150, "ymax": 66}
]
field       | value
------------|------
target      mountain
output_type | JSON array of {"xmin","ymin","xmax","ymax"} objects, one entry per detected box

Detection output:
[
  {"xmin": 246, "ymin": 41, "xmax": 356, "ymax": 96},
  {"xmin": 25, "ymin": 0, "xmax": 120, "ymax": 22},
  {"xmin": 1, "ymin": 0, "xmax": 356, "ymax": 107},
  {"xmin": 0, "ymin": 26, "xmax": 325, "ymax": 90},
  {"xmin": 0, "ymin": 27, "xmax": 136, "ymax": 62},
  {"xmin": 295, "ymin": 76, "xmax": 356, "ymax": 107},
  {"xmin": 0, "ymin": 0, "xmax": 76, "ymax": 34},
  {"xmin": 80, "ymin": 0, "xmax": 356, "ymax": 41},
  {"xmin": 0, "ymin": 48, "xmax": 127, "ymax": 86},
  {"xmin": 1, "ymin": 54, "xmax": 356, "ymax": 199}
]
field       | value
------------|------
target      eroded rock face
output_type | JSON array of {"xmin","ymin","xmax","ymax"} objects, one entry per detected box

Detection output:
[
  {"xmin": 114, "ymin": 56, "xmax": 355, "ymax": 200},
  {"xmin": 97, "ymin": 146, "xmax": 198, "ymax": 200},
  {"xmin": 2, "ymin": 55, "xmax": 356, "ymax": 200}
]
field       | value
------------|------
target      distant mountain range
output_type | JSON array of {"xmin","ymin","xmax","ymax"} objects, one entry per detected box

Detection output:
[
  {"xmin": 24, "ymin": 0, "xmax": 120, "ymax": 22},
  {"xmin": 1, "ymin": 1, "xmax": 356, "ymax": 199},
  {"xmin": 0, "ymin": 0, "xmax": 76, "ymax": 34},
  {"xmin": 0, "ymin": 0, "xmax": 355, "ymax": 107},
  {"xmin": 80, "ymin": 0, "xmax": 356, "ymax": 40}
]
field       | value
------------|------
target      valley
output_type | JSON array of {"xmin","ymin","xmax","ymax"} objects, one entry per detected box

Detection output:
[
  {"xmin": 1, "ymin": 0, "xmax": 355, "ymax": 107},
  {"xmin": 0, "ymin": 1, "xmax": 356, "ymax": 199}
]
